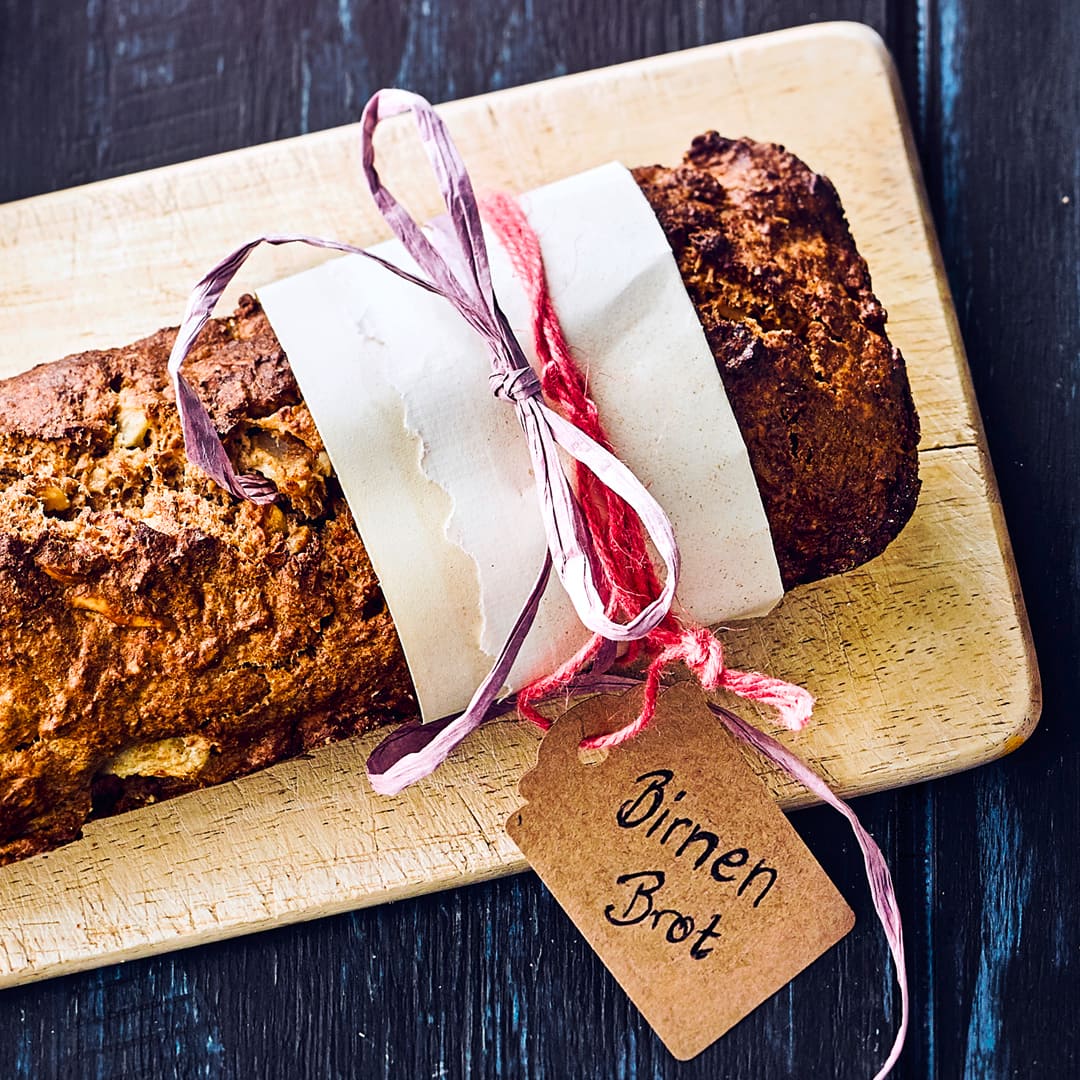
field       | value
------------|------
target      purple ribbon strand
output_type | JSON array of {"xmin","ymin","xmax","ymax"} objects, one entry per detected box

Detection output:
[
  {"xmin": 709, "ymin": 703, "xmax": 908, "ymax": 1079},
  {"xmin": 166, "ymin": 89, "xmax": 680, "ymax": 793}
]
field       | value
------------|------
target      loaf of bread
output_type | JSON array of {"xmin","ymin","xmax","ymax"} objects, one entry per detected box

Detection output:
[{"xmin": 0, "ymin": 136, "xmax": 919, "ymax": 864}]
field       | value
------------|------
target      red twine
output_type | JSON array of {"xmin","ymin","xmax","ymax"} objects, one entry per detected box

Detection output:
[{"xmin": 479, "ymin": 192, "xmax": 815, "ymax": 748}]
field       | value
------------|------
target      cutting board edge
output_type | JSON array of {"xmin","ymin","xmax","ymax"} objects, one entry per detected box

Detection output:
[
  {"xmin": 0, "ymin": 23, "xmax": 893, "ymax": 216},
  {"xmin": 0, "ymin": 701, "xmax": 1039, "ymax": 993}
]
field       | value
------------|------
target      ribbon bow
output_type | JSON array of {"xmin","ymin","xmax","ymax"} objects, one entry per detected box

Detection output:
[{"xmin": 167, "ymin": 89, "xmax": 680, "ymax": 794}]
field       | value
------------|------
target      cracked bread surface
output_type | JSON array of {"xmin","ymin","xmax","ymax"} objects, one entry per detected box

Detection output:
[
  {"xmin": 0, "ymin": 136, "xmax": 918, "ymax": 865},
  {"xmin": 633, "ymin": 133, "xmax": 920, "ymax": 586},
  {"xmin": 0, "ymin": 295, "xmax": 417, "ymax": 864}
]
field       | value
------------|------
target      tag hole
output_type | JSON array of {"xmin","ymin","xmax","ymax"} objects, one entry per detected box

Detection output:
[{"xmin": 578, "ymin": 745, "xmax": 609, "ymax": 767}]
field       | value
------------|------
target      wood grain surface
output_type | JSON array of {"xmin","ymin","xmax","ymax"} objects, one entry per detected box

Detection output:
[{"xmin": 0, "ymin": 2, "xmax": 1076, "ymax": 1078}]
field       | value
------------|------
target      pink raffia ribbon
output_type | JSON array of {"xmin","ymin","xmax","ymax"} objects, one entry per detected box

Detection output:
[
  {"xmin": 168, "ymin": 89, "xmax": 907, "ymax": 1076},
  {"xmin": 710, "ymin": 702, "xmax": 909, "ymax": 1080},
  {"xmin": 167, "ymin": 89, "xmax": 681, "ymax": 792}
]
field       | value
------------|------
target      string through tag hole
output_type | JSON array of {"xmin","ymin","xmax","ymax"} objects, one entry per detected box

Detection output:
[{"xmin": 577, "ymin": 745, "xmax": 609, "ymax": 767}]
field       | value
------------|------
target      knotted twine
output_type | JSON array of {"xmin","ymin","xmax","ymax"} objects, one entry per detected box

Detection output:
[
  {"xmin": 478, "ymin": 192, "xmax": 813, "ymax": 749},
  {"xmin": 167, "ymin": 89, "xmax": 906, "ymax": 1076}
]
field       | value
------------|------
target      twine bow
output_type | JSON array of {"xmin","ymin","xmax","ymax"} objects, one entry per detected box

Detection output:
[{"xmin": 166, "ymin": 89, "xmax": 681, "ymax": 794}]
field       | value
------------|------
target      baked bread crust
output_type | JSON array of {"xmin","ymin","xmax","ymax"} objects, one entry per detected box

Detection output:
[
  {"xmin": 0, "ymin": 137, "xmax": 919, "ymax": 864},
  {"xmin": 633, "ymin": 134, "xmax": 920, "ymax": 586},
  {"xmin": 0, "ymin": 296, "xmax": 416, "ymax": 863}
]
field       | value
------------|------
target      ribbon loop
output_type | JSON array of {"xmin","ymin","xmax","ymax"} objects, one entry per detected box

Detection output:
[
  {"xmin": 354, "ymin": 90, "xmax": 681, "ymax": 642},
  {"xmin": 521, "ymin": 400, "xmax": 679, "ymax": 641},
  {"xmin": 354, "ymin": 89, "xmax": 681, "ymax": 643},
  {"xmin": 360, "ymin": 90, "xmax": 504, "ymax": 340},
  {"xmin": 166, "ymin": 89, "xmax": 681, "ymax": 784}
]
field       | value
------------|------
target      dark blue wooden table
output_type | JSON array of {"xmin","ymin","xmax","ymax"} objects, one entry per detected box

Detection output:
[{"xmin": 1, "ymin": 2, "xmax": 1077, "ymax": 1077}]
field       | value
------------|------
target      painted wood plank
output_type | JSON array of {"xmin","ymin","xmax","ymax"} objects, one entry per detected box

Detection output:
[{"xmin": 898, "ymin": 0, "xmax": 1080, "ymax": 1076}]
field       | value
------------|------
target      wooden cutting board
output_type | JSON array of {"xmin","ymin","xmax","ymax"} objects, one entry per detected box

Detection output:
[{"xmin": 0, "ymin": 22, "xmax": 1039, "ymax": 987}]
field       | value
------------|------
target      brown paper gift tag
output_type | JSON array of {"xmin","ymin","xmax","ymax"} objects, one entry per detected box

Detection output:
[{"xmin": 507, "ymin": 683, "xmax": 855, "ymax": 1061}]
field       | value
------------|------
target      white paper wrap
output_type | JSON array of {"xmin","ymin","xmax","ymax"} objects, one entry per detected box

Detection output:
[{"xmin": 258, "ymin": 163, "xmax": 783, "ymax": 721}]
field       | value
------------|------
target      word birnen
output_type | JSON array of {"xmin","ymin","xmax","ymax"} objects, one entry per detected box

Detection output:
[{"xmin": 616, "ymin": 769, "xmax": 778, "ymax": 907}]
